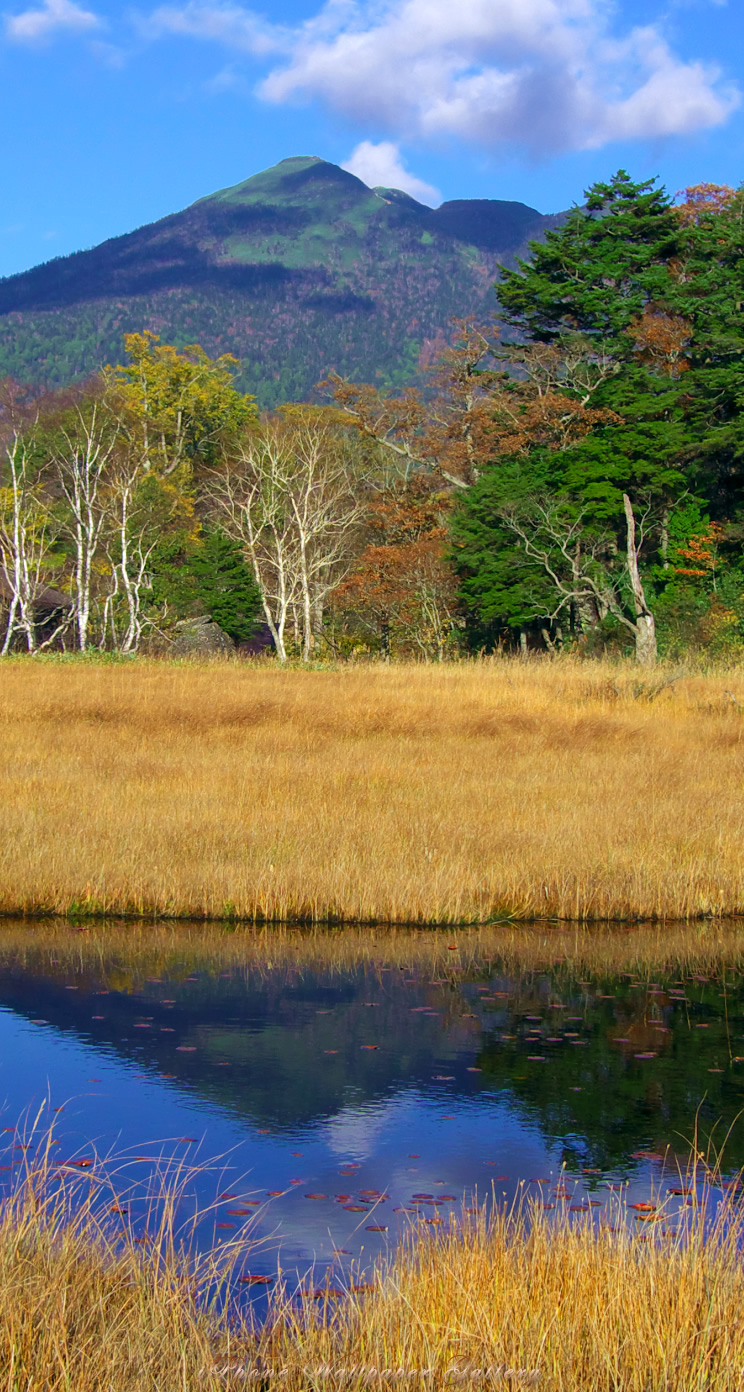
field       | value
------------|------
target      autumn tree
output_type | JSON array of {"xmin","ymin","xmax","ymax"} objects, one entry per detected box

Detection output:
[
  {"xmin": 103, "ymin": 332, "xmax": 257, "ymax": 477},
  {"xmin": 331, "ymin": 477, "xmax": 460, "ymax": 659}
]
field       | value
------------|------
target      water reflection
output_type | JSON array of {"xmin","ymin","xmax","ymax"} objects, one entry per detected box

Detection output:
[{"xmin": 0, "ymin": 925, "xmax": 741, "ymax": 1280}]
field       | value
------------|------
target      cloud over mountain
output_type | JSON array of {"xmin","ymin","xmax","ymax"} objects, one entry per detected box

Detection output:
[
  {"xmin": 257, "ymin": 0, "xmax": 739, "ymax": 154},
  {"xmin": 342, "ymin": 141, "xmax": 440, "ymax": 205}
]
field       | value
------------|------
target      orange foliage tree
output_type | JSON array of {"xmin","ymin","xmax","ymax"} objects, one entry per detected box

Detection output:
[{"xmin": 330, "ymin": 478, "xmax": 460, "ymax": 659}]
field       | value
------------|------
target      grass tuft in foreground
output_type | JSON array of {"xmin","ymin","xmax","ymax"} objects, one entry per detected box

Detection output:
[
  {"xmin": 0, "ymin": 656, "xmax": 743, "ymax": 922},
  {"xmin": 3, "ymin": 1147, "xmax": 744, "ymax": 1390}
]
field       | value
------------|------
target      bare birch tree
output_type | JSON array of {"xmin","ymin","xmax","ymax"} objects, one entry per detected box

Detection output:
[
  {"xmin": 100, "ymin": 453, "xmax": 158, "ymax": 653},
  {"xmin": 209, "ymin": 416, "xmax": 366, "ymax": 660},
  {"xmin": 52, "ymin": 405, "xmax": 118, "ymax": 650},
  {"xmin": 499, "ymin": 493, "xmax": 658, "ymax": 664},
  {"xmin": 0, "ymin": 432, "xmax": 66, "ymax": 653}
]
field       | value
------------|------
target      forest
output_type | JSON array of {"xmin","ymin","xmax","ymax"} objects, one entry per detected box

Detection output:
[{"xmin": 1, "ymin": 171, "xmax": 743, "ymax": 666}]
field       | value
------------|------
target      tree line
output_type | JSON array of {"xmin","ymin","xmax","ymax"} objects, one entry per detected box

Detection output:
[{"xmin": 1, "ymin": 172, "xmax": 743, "ymax": 664}]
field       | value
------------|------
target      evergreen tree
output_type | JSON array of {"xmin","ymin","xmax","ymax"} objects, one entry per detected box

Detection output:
[
  {"xmin": 189, "ymin": 530, "xmax": 263, "ymax": 644},
  {"xmin": 672, "ymin": 186, "xmax": 744, "ymax": 519},
  {"xmin": 497, "ymin": 170, "xmax": 681, "ymax": 347},
  {"xmin": 453, "ymin": 172, "xmax": 700, "ymax": 654}
]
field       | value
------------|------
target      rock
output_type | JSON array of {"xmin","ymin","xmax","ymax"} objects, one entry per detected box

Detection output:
[{"xmin": 169, "ymin": 617, "xmax": 235, "ymax": 658}]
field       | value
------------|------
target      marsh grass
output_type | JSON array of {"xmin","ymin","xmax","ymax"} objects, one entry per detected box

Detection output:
[
  {"xmin": 0, "ymin": 1134, "xmax": 255, "ymax": 1391},
  {"xmin": 4, "ymin": 1139, "xmax": 744, "ymax": 1390},
  {"xmin": 1, "ymin": 656, "xmax": 743, "ymax": 922}
]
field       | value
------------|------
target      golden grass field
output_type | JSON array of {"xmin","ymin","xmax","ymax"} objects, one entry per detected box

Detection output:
[
  {"xmin": 1, "ymin": 656, "xmax": 743, "ymax": 922},
  {"xmin": 4, "ymin": 1145, "xmax": 744, "ymax": 1391}
]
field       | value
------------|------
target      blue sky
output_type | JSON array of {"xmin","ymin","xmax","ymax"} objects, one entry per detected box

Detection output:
[{"xmin": 1, "ymin": 0, "xmax": 742, "ymax": 278}]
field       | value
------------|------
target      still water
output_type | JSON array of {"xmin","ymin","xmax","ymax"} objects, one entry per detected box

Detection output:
[{"xmin": 0, "ymin": 923, "xmax": 741, "ymax": 1289}]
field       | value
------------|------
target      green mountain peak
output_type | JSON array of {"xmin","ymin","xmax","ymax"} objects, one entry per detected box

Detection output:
[{"xmin": 0, "ymin": 155, "xmax": 559, "ymax": 407}]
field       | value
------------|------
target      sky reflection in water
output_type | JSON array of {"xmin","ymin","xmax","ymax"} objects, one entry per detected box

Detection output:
[{"xmin": 0, "ymin": 928, "xmax": 742, "ymax": 1287}]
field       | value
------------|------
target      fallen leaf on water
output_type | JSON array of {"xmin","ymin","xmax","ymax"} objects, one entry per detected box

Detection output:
[
  {"xmin": 366, "ymin": 1225, "xmax": 388, "ymax": 1232},
  {"xmin": 239, "ymin": 1274, "xmax": 273, "ymax": 1285},
  {"xmin": 630, "ymin": 1203, "xmax": 657, "ymax": 1212},
  {"xmin": 304, "ymin": 1194, "xmax": 328, "ymax": 1200}
]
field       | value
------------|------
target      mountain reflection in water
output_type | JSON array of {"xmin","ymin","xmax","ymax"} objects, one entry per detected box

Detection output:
[{"xmin": 0, "ymin": 922, "xmax": 742, "ymax": 1280}]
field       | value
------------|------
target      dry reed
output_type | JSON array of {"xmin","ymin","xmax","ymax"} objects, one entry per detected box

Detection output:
[
  {"xmin": 4, "ymin": 1144, "xmax": 744, "ymax": 1390},
  {"xmin": 1, "ymin": 656, "xmax": 743, "ymax": 922}
]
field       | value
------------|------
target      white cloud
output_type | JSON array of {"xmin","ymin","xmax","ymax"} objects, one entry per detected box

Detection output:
[
  {"xmin": 256, "ymin": 0, "xmax": 739, "ymax": 156},
  {"xmin": 5, "ymin": 0, "xmax": 100, "ymax": 41},
  {"xmin": 342, "ymin": 140, "xmax": 440, "ymax": 205},
  {"xmin": 135, "ymin": 0, "xmax": 740, "ymax": 158},
  {"xmin": 138, "ymin": 0, "xmax": 284, "ymax": 54}
]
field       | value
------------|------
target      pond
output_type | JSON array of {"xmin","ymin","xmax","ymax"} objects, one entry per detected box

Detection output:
[{"xmin": 0, "ymin": 922, "xmax": 742, "ymax": 1293}]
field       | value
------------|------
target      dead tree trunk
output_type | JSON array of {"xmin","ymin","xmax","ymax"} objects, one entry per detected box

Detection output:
[{"xmin": 623, "ymin": 493, "xmax": 657, "ymax": 666}]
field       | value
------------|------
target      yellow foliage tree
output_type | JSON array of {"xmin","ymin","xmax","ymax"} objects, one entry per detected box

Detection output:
[{"xmin": 103, "ymin": 332, "xmax": 257, "ymax": 477}]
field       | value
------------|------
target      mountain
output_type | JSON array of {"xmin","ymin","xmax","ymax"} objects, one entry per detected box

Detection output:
[{"xmin": 0, "ymin": 155, "xmax": 560, "ymax": 407}]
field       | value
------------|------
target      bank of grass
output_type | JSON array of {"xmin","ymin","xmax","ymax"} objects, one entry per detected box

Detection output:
[
  {"xmin": 4, "ymin": 1148, "xmax": 744, "ymax": 1391},
  {"xmin": 1, "ymin": 656, "xmax": 743, "ymax": 922}
]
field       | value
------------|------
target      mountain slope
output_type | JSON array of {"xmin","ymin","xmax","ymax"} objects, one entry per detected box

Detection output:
[{"xmin": 0, "ymin": 156, "xmax": 559, "ymax": 406}]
